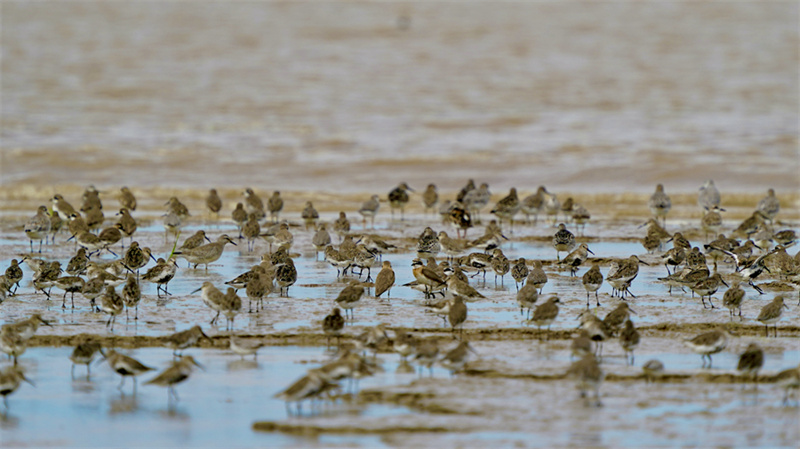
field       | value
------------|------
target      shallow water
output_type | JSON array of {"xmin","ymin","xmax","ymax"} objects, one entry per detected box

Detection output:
[{"xmin": 2, "ymin": 2, "xmax": 798, "ymax": 193}]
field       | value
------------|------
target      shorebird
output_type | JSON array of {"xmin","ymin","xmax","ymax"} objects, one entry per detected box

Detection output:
[
  {"xmin": 722, "ymin": 281, "xmax": 746, "ymax": 320},
  {"xmin": 566, "ymin": 353, "xmax": 603, "ymax": 406},
  {"xmin": 242, "ymin": 188, "xmax": 265, "ymax": 219},
  {"xmin": 578, "ymin": 311, "xmax": 611, "ymax": 358},
  {"xmin": 571, "ymin": 330, "xmax": 593, "ymax": 361},
  {"xmin": 229, "ymin": 337, "xmax": 265, "ymax": 360},
  {"xmin": 275, "ymin": 258, "xmax": 297, "ymax": 296},
  {"xmin": 24, "ymin": 205, "xmax": 51, "ymax": 253},
  {"xmin": 510, "ymin": 258, "xmax": 529, "ymax": 291},
  {"xmin": 69, "ymin": 339, "xmax": 102, "ymax": 379},
  {"xmin": 463, "ymin": 182, "xmax": 491, "ymax": 223},
  {"xmin": 559, "ymin": 243, "xmax": 593, "ymax": 276},
  {"xmin": 388, "ymin": 182, "xmax": 414, "ymax": 221},
  {"xmin": 648, "ymin": 183, "xmax": 671, "ymax": 226},
  {"xmin": 0, "ymin": 366, "xmax": 34, "ymax": 410},
  {"xmin": 421, "ymin": 183, "xmax": 439, "ymax": 215},
  {"xmin": 527, "ymin": 260, "xmax": 548, "ymax": 294},
  {"xmin": 142, "ymin": 257, "xmax": 178, "ymax": 297},
  {"xmin": 757, "ymin": 295, "xmax": 789, "ymax": 337},
  {"xmin": 698, "ymin": 179, "xmax": 721, "ymax": 211},
  {"xmin": 520, "ymin": 186, "xmax": 546, "ymax": 225},
  {"xmin": 602, "ymin": 303, "xmax": 635, "ymax": 336},
  {"xmin": 684, "ymin": 328, "xmax": 731, "ymax": 368},
  {"xmin": 268, "ymin": 191, "xmax": 284, "ymax": 223},
  {"xmin": 193, "ymin": 282, "xmax": 226, "ymax": 326},
  {"xmin": 553, "ymin": 223, "xmax": 576, "ymax": 261},
  {"xmin": 439, "ymin": 341, "xmax": 478, "ymax": 374},
  {"xmin": 119, "ymin": 187, "xmax": 137, "ymax": 211},
  {"xmin": 416, "ymin": 227, "xmax": 441, "ymax": 258},
  {"xmin": 53, "ymin": 276, "xmax": 86, "ymax": 309},
  {"xmin": 164, "ymin": 325, "xmax": 212, "ymax": 356},
  {"xmin": 205, "ymin": 188, "xmax": 222, "ymax": 218},
  {"xmin": 104, "ymin": 349, "xmax": 154, "ymax": 394},
  {"xmin": 145, "ymin": 355, "xmax": 203, "ymax": 405},
  {"xmin": 529, "ymin": 295, "xmax": 560, "ymax": 340},
  {"xmin": 232, "ymin": 203, "xmax": 247, "ymax": 238},
  {"xmin": 757, "ymin": 188, "xmax": 780, "ymax": 223},
  {"xmin": 582, "ymin": 263, "xmax": 604, "ymax": 307},
  {"xmin": 374, "ymin": 261, "xmax": 395, "ymax": 299},
  {"xmin": 333, "ymin": 211, "xmax": 350, "ymax": 241},
  {"xmin": 448, "ymin": 295, "xmax": 468, "ymax": 339},
  {"xmin": 516, "ymin": 280, "xmax": 538, "ymax": 319},
  {"xmin": 690, "ymin": 272, "xmax": 728, "ymax": 309},
  {"xmin": 312, "ymin": 224, "xmax": 332, "ymax": 260},
  {"xmin": 99, "ymin": 286, "xmax": 124, "ymax": 331},
  {"xmin": 642, "ymin": 359, "xmax": 665, "ymax": 383},
  {"xmin": 411, "ymin": 258, "xmax": 446, "ymax": 299},
  {"xmin": 619, "ymin": 320, "xmax": 640, "ymax": 365},
  {"xmin": 607, "ymin": 255, "xmax": 648, "ymax": 299},
  {"xmin": 335, "ymin": 280, "xmax": 365, "ymax": 319},
  {"xmin": 301, "ymin": 201, "xmax": 319, "ymax": 230},
  {"xmin": 274, "ymin": 370, "xmax": 338, "ymax": 415},
  {"xmin": 174, "ymin": 234, "xmax": 237, "ymax": 270},
  {"xmin": 359, "ymin": 195, "xmax": 381, "ymax": 228},
  {"xmin": 322, "ymin": 308, "xmax": 345, "ymax": 349},
  {"xmin": 737, "ymin": 343, "xmax": 764, "ymax": 388},
  {"xmin": 242, "ymin": 214, "xmax": 261, "ymax": 252},
  {"xmin": 491, "ymin": 187, "xmax": 520, "ymax": 231}
]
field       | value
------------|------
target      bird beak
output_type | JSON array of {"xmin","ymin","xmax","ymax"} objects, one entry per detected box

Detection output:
[
  {"xmin": 40, "ymin": 318, "xmax": 52, "ymax": 327},
  {"xmin": 191, "ymin": 287, "xmax": 202, "ymax": 294},
  {"xmin": 193, "ymin": 359, "xmax": 205, "ymax": 371},
  {"xmin": 721, "ymin": 278, "xmax": 729, "ymax": 287},
  {"xmin": 587, "ymin": 248, "xmax": 595, "ymax": 255},
  {"xmin": 628, "ymin": 308, "xmax": 637, "ymax": 315},
  {"xmin": 204, "ymin": 235, "xmax": 212, "ymax": 243}
]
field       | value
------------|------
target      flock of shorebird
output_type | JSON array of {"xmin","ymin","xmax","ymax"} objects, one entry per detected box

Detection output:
[{"xmin": 1, "ymin": 179, "xmax": 799, "ymax": 413}]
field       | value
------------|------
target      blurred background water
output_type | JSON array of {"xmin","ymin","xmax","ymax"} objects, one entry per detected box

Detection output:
[{"xmin": 1, "ymin": 2, "xmax": 797, "ymax": 193}]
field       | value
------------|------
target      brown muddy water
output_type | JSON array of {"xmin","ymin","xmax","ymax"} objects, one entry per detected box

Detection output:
[{"xmin": 1, "ymin": 1, "xmax": 799, "ymax": 448}]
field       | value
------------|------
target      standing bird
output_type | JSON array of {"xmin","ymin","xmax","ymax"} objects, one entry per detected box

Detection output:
[
  {"xmin": 756, "ymin": 188, "xmax": 780, "ymax": 223},
  {"xmin": 527, "ymin": 260, "xmax": 548, "ymax": 294},
  {"xmin": 121, "ymin": 276, "xmax": 142, "ymax": 321},
  {"xmin": 491, "ymin": 187, "xmax": 521, "ymax": 231},
  {"xmin": 521, "ymin": 186, "xmax": 546, "ymax": 225},
  {"xmin": 242, "ymin": 188, "xmax": 265, "ymax": 220},
  {"xmin": 529, "ymin": 295, "xmax": 560, "ymax": 339},
  {"xmin": 359, "ymin": 195, "xmax": 381, "ymax": 228},
  {"xmin": 0, "ymin": 366, "xmax": 34, "ymax": 410},
  {"xmin": 311, "ymin": 224, "xmax": 332, "ymax": 261},
  {"xmin": 174, "ymin": 234, "xmax": 237, "ymax": 270},
  {"xmin": 231, "ymin": 203, "xmax": 248, "ymax": 239},
  {"xmin": 648, "ymin": 183, "xmax": 672, "ymax": 227},
  {"xmin": 119, "ymin": 187, "xmax": 137, "ymax": 211},
  {"xmin": 566, "ymin": 354, "xmax": 604, "ymax": 407},
  {"xmin": 701, "ymin": 207, "xmax": 724, "ymax": 240},
  {"xmin": 142, "ymin": 257, "xmax": 178, "ymax": 297},
  {"xmin": 333, "ymin": 212, "xmax": 350, "ymax": 241},
  {"xmin": 374, "ymin": 261, "xmax": 396, "ymax": 299},
  {"xmin": 683, "ymin": 328, "xmax": 731, "ymax": 368},
  {"xmin": 516, "ymin": 281, "xmax": 538, "ymax": 319},
  {"xmin": 205, "ymin": 188, "xmax": 222, "ymax": 219},
  {"xmin": 737, "ymin": 343, "xmax": 764, "ymax": 388},
  {"xmin": 275, "ymin": 258, "xmax": 298, "ymax": 297},
  {"xmin": 559, "ymin": 243, "xmax": 593, "ymax": 276},
  {"xmin": 104, "ymin": 349, "xmax": 154, "ymax": 394},
  {"xmin": 510, "ymin": 258, "xmax": 529, "ymax": 291},
  {"xmin": 582, "ymin": 263, "xmax": 604, "ymax": 308},
  {"xmin": 322, "ymin": 308, "xmax": 345, "ymax": 350},
  {"xmin": 602, "ymin": 303, "xmax": 635, "ymax": 336},
  {"xmin": 242, "ymin": 214, "xmax": 261, "ymax": 252},
  {"xmin": 642, "ymin": 359, "xmax": 665, "ymax": 383},
  {"xmin": 387, "ymin": 182, "xmax": 414, "ymax": 221},
  {"xmin": 117, "ymin": 208, "xmax": 138, "ymax": 247},
  {"xmin": 267, "ymin": 191, "xmax": 284, "ymax": 223},
  {"xmin": 463, "ymin": 182, "xmax": 491, "ymax": 224},
  {"xmin": 553, "ymin": 223, "xmax": 576, "ymax": 261},
  {"xmin": 421, "ymin": 184, "xmax": 439, "ymax": 215},
  {"xmin": 619, "ymin": 320, "xmax": 641, "ymax": 365},
  {"xmin": 24, "ymin": 205, "xmax": 51, "ymax": 253},
  {"xmin": 334, "ymin": 280, "xmax": 365, "ymax": 319},
  {"xmin": 411, "ymin": 258, "xmax": 446, "ymax": 299},
  {"xmin": 607, "ymin": 255, "xmax": 648, "ymax": 299},
  {"xmin": 145, "ymin": 355, "xmax": 203, "ymax": 406},
  {"xmin": 448, "ymin": 295, "xmax": 468, "ymax": 339},
  {"xmin": 69, "ymin": 339, "xmax": 102, "ymax": 379},
  {"xmin": 757, "ymin": 295, "xmax": 789, "ymax": 337},
  {"xmin": 722, "ymin": 281, "xmax": 746, "ymax": 320},
  {"xmin": 164, "ymin": 325, "xmax": 212, "ymax": 356},
  {"xmin": 698, "ymin": 179, "xmax": 721, "ymax": 211},
  {"xmin": 439, "ymin": 341, "xmax": 478, "ymax": 374},
  {"xmin": 99, "ymin": 286, "xmax": 124, "ymax": 331},
  {"xmin": 301, "ymin": 201, "xmax": 319, "ymax": 230}
]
